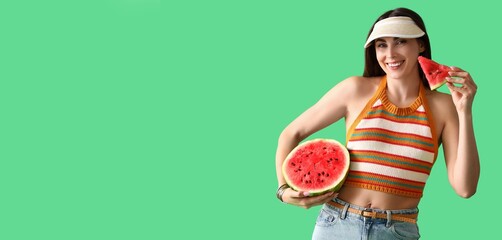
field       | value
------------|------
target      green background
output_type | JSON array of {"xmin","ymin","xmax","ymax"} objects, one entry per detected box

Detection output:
[{"xmin": 1, "ymin": 0, "xmax": 499, "ymax": 239}]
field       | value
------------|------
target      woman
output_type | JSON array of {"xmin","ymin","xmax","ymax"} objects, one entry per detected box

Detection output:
[{"xmin": 275, "ymin": 8, "xmax": 479, "ymax": 239}]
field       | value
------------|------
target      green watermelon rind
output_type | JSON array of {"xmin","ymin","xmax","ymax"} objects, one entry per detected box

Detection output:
[
  {"xmin": 282, "ymin": 138, "xmax": 350, "ymax": 196},
  {"xmin": 431, "ymin": 76, "xmax": 463, "ymax": 90},
  {"xmin": 430, "ymin": 78, "xmax": 447, "ymax": 90}
]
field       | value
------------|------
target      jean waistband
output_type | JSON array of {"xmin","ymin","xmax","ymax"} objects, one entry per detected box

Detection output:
[
  {"xmin": 331, "ymin": 198, "xmax": 419, "ymax": 215},
  {"xmin": 327, "ymin": 198, "xmax": 419, "ymax": 224}
]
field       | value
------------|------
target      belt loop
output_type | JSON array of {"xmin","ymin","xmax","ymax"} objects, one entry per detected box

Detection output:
[
  {"xmin": 340, "ymin": 203, "xmax": 349, "ymax": 220},
  {"xmin": 385, "ymin": 210, "xmax": 392, "ymax": 228}
]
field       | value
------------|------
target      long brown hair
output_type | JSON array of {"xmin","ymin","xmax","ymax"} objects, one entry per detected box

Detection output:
[{"xmin": 363, "ymin": 8, "xmax": 432, "ymax": 88}]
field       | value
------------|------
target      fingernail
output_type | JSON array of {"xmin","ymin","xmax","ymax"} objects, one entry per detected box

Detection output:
[{"xmin": 303, "ymin": 192, "xmax": 310, "ymax": 197}]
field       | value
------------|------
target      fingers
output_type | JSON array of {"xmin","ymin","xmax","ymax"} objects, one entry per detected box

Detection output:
[
  {"xmin": 446, "ymin": 68, "xmax": 477, "ymax": 93},
  {"xmin": 446, "ymin": 77, "xmax": 477, "ymax": 94},
  {"xmin": 449, "ymin": 66, "xmax": 465, "ymax": 72},
  {"xmin": 446, "ymin": 81, "xmax": 467, "ymax": 94},
  {"xmin": 446, "ymin": 76, "xmax": 466, "ymax": 85},
  {"xmin": 282, "ymin": 187, "xmax": 341, "ymax": 209},
  {"xmin": 299, "ymin": 192, "xmax": 337, "ymax": 209},
  {"xmin": 449, "ymin": 70, "xmax": 469, "ymax": 79},
  {"xmin": 290, "ymin": 191, "xmax": 338, "ymax": 209},
  {"xmin": 286, "ymin": 190, "xmax": 309, "ymax": 198},
  {"xmin": 282, "ymin": 188, "xmax": 306, "ymax": 202}
]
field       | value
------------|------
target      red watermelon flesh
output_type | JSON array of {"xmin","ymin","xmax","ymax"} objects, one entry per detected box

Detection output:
[
  {"xmin": 417, "ymin": 56, "xmax": 451, "ymax": 90},
  {"xmin": 282, "ymin": 139, "xmax": 350, "ymax": 195}
]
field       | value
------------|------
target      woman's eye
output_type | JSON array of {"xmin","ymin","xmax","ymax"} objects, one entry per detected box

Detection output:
[
  {"xmin": 376, "ymin": 43, "xmax": 386, "ymax": 48},
  {"xmin": 396, "ymin": 39, "xmax": 407, "ymax": 45}
]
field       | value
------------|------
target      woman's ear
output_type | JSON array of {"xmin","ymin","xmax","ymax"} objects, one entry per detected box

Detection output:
[{"xmin": 418, "ymin": 40, "xmax": 425, "ymax": 53}]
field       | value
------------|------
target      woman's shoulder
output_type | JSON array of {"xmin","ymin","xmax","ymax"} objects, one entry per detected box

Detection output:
[
  {"xmin": 335, "ymin": 76, "xmax": 381, "ymax": 93},
  {"xmin": 342, "ymin": 75, "xmax": 381, "ymax": 85},
  {"xmin": 424, "ymin": 89, "xmax": 456, "ymax": 119},
  {"xmin": 425, "ymin": 89, "xmax": 454, "ymax": 107},
  {"xmin": 321, "ymin": 76, "xmax": 382, "ymax": 108}
]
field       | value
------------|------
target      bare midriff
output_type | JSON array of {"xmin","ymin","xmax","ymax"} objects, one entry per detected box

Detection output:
[{"xmin": 337, "ymin": 186, "xmax": 421, "ymax": 210}]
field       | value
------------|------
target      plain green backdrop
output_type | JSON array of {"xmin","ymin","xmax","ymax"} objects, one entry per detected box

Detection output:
[{"xmin": 1, "ymin": 0, "xmax": 499, "ymax": 239}]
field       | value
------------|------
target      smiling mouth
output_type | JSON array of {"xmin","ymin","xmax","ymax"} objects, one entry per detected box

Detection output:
[{"xmin": 386, "ymin": 61, "xmax": 404, "ymax": 68}]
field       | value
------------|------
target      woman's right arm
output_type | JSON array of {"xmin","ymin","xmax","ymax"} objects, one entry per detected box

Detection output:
[{"xmin": 275, "ymin": 77, "xmax": 357, "ymax": 208}]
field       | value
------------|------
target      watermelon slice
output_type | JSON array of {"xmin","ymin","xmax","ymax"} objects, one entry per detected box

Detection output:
[
  {"xmin": 417, "ymin": 56, "xmax": 451, "ymax": 90},
  {"xmin": 282, "ymin": 139, "xmax": 350, "ymax": 195}
]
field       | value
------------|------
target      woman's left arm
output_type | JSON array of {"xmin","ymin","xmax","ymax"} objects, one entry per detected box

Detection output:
[{"xmin": 441, "ymin": 66, "xmax": 480, "ymax": 198}]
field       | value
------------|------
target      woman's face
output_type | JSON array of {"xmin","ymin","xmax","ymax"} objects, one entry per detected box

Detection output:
[{"xmin": 374, "ymin": 37, "xmax": 424, "ymax": 80}]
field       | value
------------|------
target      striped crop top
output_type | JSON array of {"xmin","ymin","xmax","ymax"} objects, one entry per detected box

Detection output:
[{"xmin": 344, "ymin": 76, "xmax": 438, "ymax": 198}]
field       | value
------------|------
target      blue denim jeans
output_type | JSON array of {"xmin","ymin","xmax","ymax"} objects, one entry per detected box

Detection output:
[{"xmin": 312, "ymin": 198, "xmax": 420, "ymax": 240}]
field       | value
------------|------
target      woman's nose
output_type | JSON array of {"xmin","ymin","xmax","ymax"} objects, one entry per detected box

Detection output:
[{"xmin": 386, "ymin": 46, "xmax": 397, "ymax": 58}]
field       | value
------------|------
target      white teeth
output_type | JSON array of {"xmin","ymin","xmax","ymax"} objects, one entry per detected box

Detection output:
[{"xmin": 387, "ymin": 61, "xmax": 403, "ymax": 67}]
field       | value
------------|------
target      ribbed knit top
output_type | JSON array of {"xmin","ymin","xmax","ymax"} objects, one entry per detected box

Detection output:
[{"xmin": 345, "ymin": 76, "xmax": 438, "ymax": 198}]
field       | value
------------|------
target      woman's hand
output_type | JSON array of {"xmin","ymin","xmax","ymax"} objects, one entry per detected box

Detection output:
[
  {"xmin": 446, "ymin": 67, "xmax": 477, "ymax": 113},
  {"xmin": 282, "ymin": 188, "xmax": 338, "ymax": 209}
]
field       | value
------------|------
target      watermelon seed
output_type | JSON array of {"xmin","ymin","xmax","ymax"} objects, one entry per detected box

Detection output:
[
  {"xmin": 318, "ymin": 173, "xmax": 321, "ymax": 177},
  {"xmin": 326, "ymin": 173, "xmax": 329, "ymax": 177},
  {"xmin": 291, "ymin": 163, "xmax": 296, "ymax": 166},
  {"xmin": 322, "ymin": 171, "xmax": 325, "ymax": 175}
]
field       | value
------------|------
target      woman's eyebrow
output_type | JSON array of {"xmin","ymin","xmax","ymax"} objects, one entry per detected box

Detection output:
[{"xmin": 375, "ymin": 37, "xmax": 402, "ymax": 42}]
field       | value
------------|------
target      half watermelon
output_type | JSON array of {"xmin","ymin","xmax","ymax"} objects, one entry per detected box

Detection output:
[
  {"xmin": 417, "ymin": 56, "xmax": 451, "ymax": 90},
  {"xmin": 282, "ymin": 139, "xmax": 350, "ymax": 195}
]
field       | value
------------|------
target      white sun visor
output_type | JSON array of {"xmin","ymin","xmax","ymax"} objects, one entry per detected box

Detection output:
[{"xmin": 364, "ymin": 16, "xmax": 425, "ymax": 48}]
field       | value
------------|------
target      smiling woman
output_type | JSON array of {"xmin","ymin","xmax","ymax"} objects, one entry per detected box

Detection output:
[
  {"xmin": 275, "ymin": 7, "xmax": 480, "ymax": 240},
  {"xmin": 374, "ymin": 37, "xmax": 424, "ymax": 82}
]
